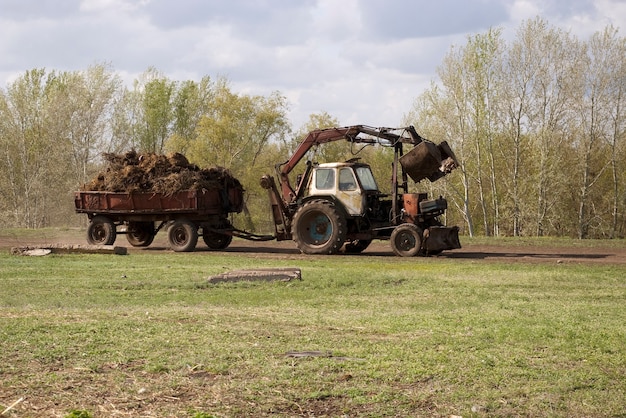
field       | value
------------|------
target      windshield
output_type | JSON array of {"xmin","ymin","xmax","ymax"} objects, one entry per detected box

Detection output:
[{"xmin": 355, "ymin": 166, "xmax": 378, "ymax": 191}]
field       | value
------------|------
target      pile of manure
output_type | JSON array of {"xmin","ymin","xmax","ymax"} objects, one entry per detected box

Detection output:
[{"xmin": 81, "ymin": 150, "xmax": 242, "ymax": 194}]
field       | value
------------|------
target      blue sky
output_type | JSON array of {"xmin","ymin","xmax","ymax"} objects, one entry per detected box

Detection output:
[{"xmin": 1, "ymin": 0, "xmax": 624, "ymax": 128}]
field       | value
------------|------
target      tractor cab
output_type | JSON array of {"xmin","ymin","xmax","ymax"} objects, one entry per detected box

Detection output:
[{"xmin": 307, "ymin": 162, "xmax": 378, "ymax": 216}]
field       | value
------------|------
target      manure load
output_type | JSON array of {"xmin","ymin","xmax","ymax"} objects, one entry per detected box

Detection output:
[{"xmin": 75, "ymin": 150, "xmax": 247, "ymax": 252}]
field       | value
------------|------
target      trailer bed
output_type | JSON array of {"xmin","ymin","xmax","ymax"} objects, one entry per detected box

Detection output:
[
  {"xmin": 74, "ymin": 188, "xmax": 243, "ymax": 216},
  {"xmin": 74, "ymin": 188, "xmax": 247, "ymax": 251}
]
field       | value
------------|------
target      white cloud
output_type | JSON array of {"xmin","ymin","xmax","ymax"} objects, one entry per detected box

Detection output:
[
  {"xmin": 79, "ymin": 0, "xmax": 142, "ymax": 14},
  {"xmin": 357, "ymin": 0, "xmax": 509, "ymax": 39},
  {"xmin": 310, "ymin": 0, "xmax": 362, "ymax": 41},
  {"xmin": 505, "ymin": 0, "xmax": 625, "ymax": 38},
  {"xmin": 0, "ymin": 0, "xmax": 623, "ymax": 130},
  {"xmin": 507, "ymin": 0, "xmax": 542, "ymax": 21}
]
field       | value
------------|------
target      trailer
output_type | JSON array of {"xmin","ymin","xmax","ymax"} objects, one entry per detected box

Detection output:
[
  {"xmin": 76, "ymin": 124, "xmax": 460, "ymax": 257},
  {"xmin": 74, "ymin": 186, "xmax": 270, "ymax": 252}
]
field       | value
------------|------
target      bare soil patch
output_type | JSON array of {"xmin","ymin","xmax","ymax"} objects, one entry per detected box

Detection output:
[
  {"xmin": 222, "ymin": 238, "xmax": 626, "ymax": 265},
  {"xmin": 2, "ymin": 229, "xmax": 625, "ymax": 265}
]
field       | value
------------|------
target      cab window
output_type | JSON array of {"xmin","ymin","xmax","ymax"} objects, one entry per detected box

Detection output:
[
  {"xmin": 315, "ymin": 168, "xmax": 335, "ymax": 190},
  {"xmin": 339, "ymin": 168, "xmax": 357, "ymax": 191},
  {"xmin": 355, "ymin": 166, "xmax": 378, "ymax": 191}
]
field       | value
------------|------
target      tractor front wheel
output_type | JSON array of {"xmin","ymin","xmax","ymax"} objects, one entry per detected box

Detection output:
[{"xmin": 390, "ymin": 223, "xmax": 423, "ymax": 257}]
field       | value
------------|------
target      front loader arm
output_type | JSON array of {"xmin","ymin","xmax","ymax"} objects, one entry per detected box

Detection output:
[
  {"xmin": 277, "ymin": 126, "xmax": 360, "ymax": 203},
  {"xmin": 277, "ymin": 125, "xmax": 423, "ymax": 203}
]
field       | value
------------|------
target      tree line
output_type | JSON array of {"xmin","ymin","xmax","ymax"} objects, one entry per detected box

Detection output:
[
  {"xmin": 408, "ymin": 18, "xmax": 626, "ymax": 239},
  {"xmin": 1, "ymin": 18, "xmax": 624, "ymax": 238}
]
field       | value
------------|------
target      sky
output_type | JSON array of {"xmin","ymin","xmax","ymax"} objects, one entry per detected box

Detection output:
[{"xmin": 1, "ymin": 0, "xmax": 625, "ymax": 129}]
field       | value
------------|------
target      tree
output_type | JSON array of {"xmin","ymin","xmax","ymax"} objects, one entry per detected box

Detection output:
[
  {"xmin": 424, "ymin": 44, "xmax": 479, "ymax": 236},
  {"xmin": 120, "ymin": 68, "xmax": 175, "ymax": 153},
  {"xmin": 141, "ymin": 77, "xmax": 174, "ymax": 153},
  {"xmin": 574, "ymin": 26, "xmax": 626, "ymax": 238},
  {"xmin": 182, "ymin": 81, "xmax": 290, "ymax": 231},
  {"xmin": 48, "ymin": 64, "xmax": 121, "ymax": 186},
  {"xmin": 405, "ymin": 90, "xmax": 473, "ymax": 234},
  {"xmin": 460, "ymin": 28, "xmax": 504, "ymax": 236},
  {"xmin": 0, "ymin": 69, "xmax": 62, "ymax": 227},
  {"xmin": 604, "ymin": 29, "xmax": 626, "ymax": 238},
  {"xmin": 284, "ymin": 112, "xmax": 342, "ymax": 180},
  {"xmin": 166, "ymin": 76, "xmax": 216, "ymax": 155},
  {"xmin": 408, "ymin": 18, "xmax": 625, "ymax": 238},
  {"xmin": 500, "ymin": 21, "xmax": 541, "ymax": 236},
  {"xmin": 188, "ymin": 82, "xmax": 288, "ymax": 168},
  {"xmin": 505, "ymin": 19, "xmax": 581, "ymax": 236}
]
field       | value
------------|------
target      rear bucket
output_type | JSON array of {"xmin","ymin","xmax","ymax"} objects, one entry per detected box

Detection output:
[
  {"xmin": 423, "ymin": 226, "xmax": 461, "ymax": 253},
  {"xmin": 399, "ymin": 141, "xmax": 459, "ymax": 183}
]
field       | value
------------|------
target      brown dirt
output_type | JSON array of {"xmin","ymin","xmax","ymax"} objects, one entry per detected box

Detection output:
[
  {"xmin": 216, "ymin": 239, "xmax": 626, "ymax": 265},
  {"xmin": 3, "ymin": 229, "xmax": 625, "ymax": 265}
]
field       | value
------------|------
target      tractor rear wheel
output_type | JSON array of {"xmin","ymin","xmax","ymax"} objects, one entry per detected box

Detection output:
[
  {"xmin": 390, "ymin": 223, "xmax": 423, "ymax": 257},
  {"xmin": 292, "ymin": 200, "xmax": 346, "ymax": 255}
]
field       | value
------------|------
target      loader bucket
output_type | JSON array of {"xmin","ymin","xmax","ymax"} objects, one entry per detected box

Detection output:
[
  {"xmin": 422, "ymin": 226, "xmax": 461, "ymax": 253},
  {"xmin": 399, "ymin": 141, "xmax": 459, "ymax": 183}
]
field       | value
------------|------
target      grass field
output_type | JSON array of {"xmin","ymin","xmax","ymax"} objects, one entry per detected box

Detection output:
[{"xmin": 1, "ymin": 235, "xmax": 625, "ymax": 417}]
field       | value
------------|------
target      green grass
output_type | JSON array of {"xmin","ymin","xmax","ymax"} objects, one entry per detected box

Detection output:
[{"xmin": 1, "ymin": 244, "xmax": 625, "ymax": 417}]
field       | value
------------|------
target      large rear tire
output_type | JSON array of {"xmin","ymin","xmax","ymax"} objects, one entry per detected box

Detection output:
[
  {"xmin": 126, "ymin": 221, "xmax": 155, "ymax": 247},
  {"xmin": 168, "ymin": 219, "xmax": 198, "ymax": 252},
  {"xmin": 87, "ymin": 216, "xmax": 116, "ymax": 245},
  {"xmin": 292, "ymin": 200, "xmax": 346, "ymax": 255},
  {"xmin": 390, "ymin": 223, "xmax": 423, "ymax": 257}
]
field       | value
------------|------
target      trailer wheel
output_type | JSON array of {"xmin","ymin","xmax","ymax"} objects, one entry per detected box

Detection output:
[
  {"xmin": 293, "ymin": 200, "xmax": 346, "ymax": 255},
  {"xmin": 203, "ymin": 232, "xmax": 233, "ymax": 249},
  {"xmin": 87, "ymin": 216, "xmax": 116, "ymax": 245},
  {"xmin": 390, "ymin": 224, "xmax": 423, "ymax": 257},
  {"xmin": 344, "ymin": 239, "xmax": 372, "ymax": 254},
  {"xmin": 168, "ymin": 219, "xmax": 198, "ymax": 252},
  {"xmin": 126, "ymin": 222, "xmax": 155, "ymax": 247}
]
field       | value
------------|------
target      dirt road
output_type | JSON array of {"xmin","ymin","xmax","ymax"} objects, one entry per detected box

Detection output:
[
  {"xmin": 210, "ymin": 239, "xmax": 626, "ymax": 265},
  {"xmin": 3, "ymin": 228, "xmax": 625, "ymax": 265}
]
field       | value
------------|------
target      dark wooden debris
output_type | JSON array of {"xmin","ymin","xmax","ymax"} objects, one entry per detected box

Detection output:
[
  {"xmin": 285, "ymin": 351, "xmax": 366, "ymax": 362},
  {"xmin": 11, "ymin": 244, "xmax": 127, "ymax": 256},
  {"xmin": 207, "ymin": 267, "xmax": 302, "ymax": 284}
]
